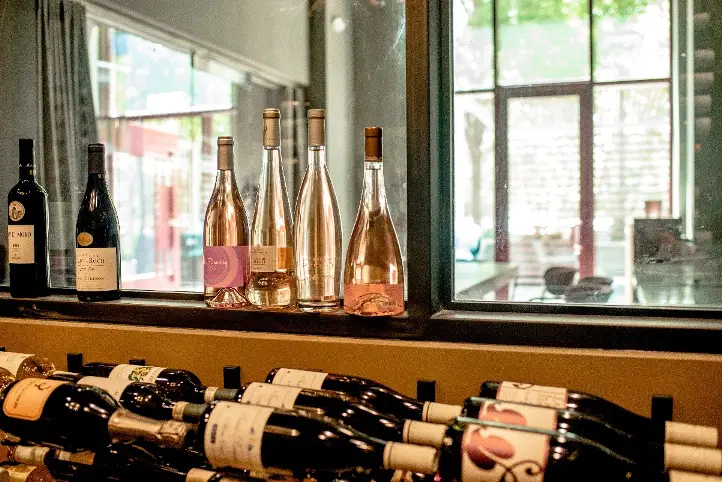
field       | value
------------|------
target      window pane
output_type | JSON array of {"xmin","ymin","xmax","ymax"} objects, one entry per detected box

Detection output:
[
  {"xmin": 454, "ymin": 0, "xmax": 494, "ymax": 91},
  {"xmin": 498, "ymin": 0, "xmax": 590, "ymax": 85},
  {"xmin": 594, "ymin": 0, "xmax": 670, "ymax": 81},
  {"xmin": 593, "ymin": 83, "xmax": 671, "ymax": 278}
]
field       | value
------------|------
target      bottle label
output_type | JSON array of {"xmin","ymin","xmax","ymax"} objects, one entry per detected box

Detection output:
[
  {"xmin": 251, "ymin": 246, "xmax": 292, "ymax": 272},
  {"xmin": 461, "ymin": 425, "xmax": 548, "ymax": 482},
  {"xmin": 109, "ymin": 364, "xmax": 166, "ymax": 384},
  {"xmin": 203, "ymin": 402, "xmax": 272, "ymax": 471},
  {"xmin": 187, "ymin": 468, "xmax": 220, "ymax": 482},
  {"xmin": 3, "ymin": 379, "xmax": 68, "ymax": 421},
  {"xmin": 496, "ymin": 382, "xmax": 568, "ymax": 409},
  {"xmin": 77, "ymin": 376, "xmax": 132, "ymax": 402},
  {"xmin": 76, "ymin": 247, "xmax": 118, "ymax": 292},
  {"xmin": 474, "ymin": 400, "xmax": 558, "ymax": 431},
  {"xmin": 6, "ymin": 465, "xmax": 35, "ymax": 482},
  {"xmin": 241, "ymin": 383, "xmax": 302, "ymax": 409},
  {"xmin": 56, "ymin": 450, "xmax": 95, "ymax": 465},
  {"xmin": 271, "ymin": 368, "xmax": 327, "ymax": 390},
  {"xmin": 204, "ymin": 387, "xmax": 220, "ymax": 404},
  {"xmin": 77, "ymin": 232, "xmax": 93, "ymax": 247},
  {"xmin": 0, "ymin": 352, "xmax": 33, "ymax": 376},
  {"xmin": 204, "ymin": 246, "xmax": 250, "ymax": 288},
  {"xmin": 8, "ymin": 225, "xmax": 34, "ymax": 264},
  {"xmin": 343, "ymin": 284, "xmax": 405, "ymax": 316},
  {"xmin": 8, "ymin": 201, "xmax": 25, "ymax": 222}
]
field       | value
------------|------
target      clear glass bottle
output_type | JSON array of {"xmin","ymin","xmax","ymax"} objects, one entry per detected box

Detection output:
[
  {"xmin": 343, "ymin": 127, "xmax": 405, "ymax": 316},
  {"xmin": 203, "ymin": 136, "xmax": 250, "ymax": 308},
  {"xmin": 246, "ymin": 108, "xmax": 297, "ymax": 309},
  {"xmin": 293, "ymin": 109, "xmax": 342, "ymax": 311}
]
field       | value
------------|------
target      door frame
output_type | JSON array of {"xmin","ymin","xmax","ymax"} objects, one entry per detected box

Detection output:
[{"xmin": 494, "ymin": 82, "xmax": 595, "ymax": 278}]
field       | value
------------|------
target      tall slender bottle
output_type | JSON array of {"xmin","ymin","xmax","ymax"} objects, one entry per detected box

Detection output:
[
  {"xmin": 8, "ymin": 139, "xmax": 49, "ymax": 298},
  {"xmin": 203, "ymin": 136, "xmax": 250, "ymax": 308},
  {"xmin": 75, "ymin": 143, "xmax": 121, "ymax": 302},
  {"xmin": 246, "ymin": 108, "xmax": 297, "ymax": 309},
  {"xmin": 293, "ymin": 109, "xmax": 342, "ymax": 311},
  {"xmin": 344, "ymin": 127, "xmax": 404, "ymax": 316}
]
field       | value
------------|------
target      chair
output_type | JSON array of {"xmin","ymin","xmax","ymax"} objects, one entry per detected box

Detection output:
[
  {"xmin": 530, "ymin": 267, "xmax": 577, "ymax": 301},
  {"xmin": 565, "ymin": 283, "xmax": 613, "ymax": 303},
  {"xmin": 578, "ymin": 276, "xmax": 613, "ymax": 287}
]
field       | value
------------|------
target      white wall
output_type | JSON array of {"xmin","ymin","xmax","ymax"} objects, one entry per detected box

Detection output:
[{"xmin": 90, "ymin": 0, "xmax": 310, "ymax": 86}]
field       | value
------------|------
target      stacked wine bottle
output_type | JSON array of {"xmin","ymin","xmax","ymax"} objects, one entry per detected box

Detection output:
[{"xmin": 0, "ymin": 350, "xmax": 719, "ymax": 482}]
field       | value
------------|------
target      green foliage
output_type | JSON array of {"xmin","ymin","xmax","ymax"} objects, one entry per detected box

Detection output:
[{"xmin": 467, "ymin": 0, "xmax": 649, "ymax": 28}]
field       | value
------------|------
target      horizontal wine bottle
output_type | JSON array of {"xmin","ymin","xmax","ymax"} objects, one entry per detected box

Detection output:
[
  {"xmin": 266, "ymin": 368, "xmax": 462, "ymax": 423},
  {"xmin": 191, "ymin": 401, "xmax": 439, "ymax": 476},
  {"xmin": 0, "ymin": 378, "xmax": 191, "ymax": 451},
  {"xmin": 464, "ymin": 397, "xmax": 722, "ymax": 475},
  {"xmin": 78, "ymin": 362, "xmax": 217, "ymax": 403},
  {"xmin": 4, "ymin": 464, "xmax": 57, "ymax": 482},
  {"xmin": 439, "ymin": 417, "xmax": 667, "ymax": 482},
  {"xmin": 177, "ymin": 382, "xmax": 447, "ymax": 448},
  {"xmin": 480, "ymin": 381, "xmax": 718, "ymax": 448},
  {"xmin": 0, "ymin": 352, "xmax": 55, "ymax": 379}
]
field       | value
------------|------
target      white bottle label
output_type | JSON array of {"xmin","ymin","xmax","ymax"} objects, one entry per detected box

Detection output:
[
  {"xmin": 109, "ymin": 364, "xmax": 166, "ymax": 383},
  {"xmin": 497, "ymin": 382, "xmax": 568, "ymax": 409},
  {"xmin": 6, "ymin": 465, "xmax": 36, "ymax": 482},
  {"xmin": 271, "ymin": 368, "xmax": 327, "ymax": 390},
  {"xmin": 8, "ymin": 225, "xmax": 34, "ymax": 264},
  {"xmin": 76, "ymin": 247, "xmax": 118, "ymax": 291},
  {"xmin": 186, "ymin": 468, "xmax": 219, "ymax": 482},
  {"xmin": 203, "ymin": 402, "xmax": 272, "ymax": 471},
  {"xmin": 474, "ymin": 400, "xmax": 558, "ymax": 431},
  {"xmin": 77, "ymin": 376, "xmax": 132, "ymax": 402},
  {"xmin": 0, "ymin": 352, "xmax": 32, "ymax": 376},
  {"xmin": 251, "ymin": 246, "xmax": 277, "ymax": 273},
  {"xmin": 241, "ymin": 383, "xmax": 302, "ymax": 409},
  {"xmin": 461, "ymin": 425, "xmax": 548, "ymax": 482},
  {"xmin": 3, "ymin": 379, "xmax": 68, "ymax": 421}
]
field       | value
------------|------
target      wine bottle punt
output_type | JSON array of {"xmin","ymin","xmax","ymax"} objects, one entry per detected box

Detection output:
[
  {"xmin": 75, "ymin": 143, "xmax": 121, "ymax": 302},
  {"xmin": 192, "ymin": 401, "xmax": 439, "ymax": 476},
  {"xmin": 480, "ymin": 381, "xmax": 719, "ymax": 448},
  {"xmin": 7, "ymin": 138, "xmax": 49, "ymax": 298},
  {"xmin": 266, "ymin": 368, "xmax": 462, "ymax": 424}
]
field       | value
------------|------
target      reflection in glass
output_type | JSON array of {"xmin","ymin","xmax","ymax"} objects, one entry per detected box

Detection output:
[{"xmin": 453, "ymin": 0, "xmax": 494, "ymax": 91}]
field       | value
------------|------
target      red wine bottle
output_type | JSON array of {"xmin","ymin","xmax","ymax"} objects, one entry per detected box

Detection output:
[
  {"xmin": 464, "ymin": 397, "xmax": 722, "ymax": 475},
  {"xmin": 266, "ymin": 368, "xmax": 462, "ymax": 424},
  {"xmin": 480, "ymin": 381, "xmax": 718, "ymax": 448},
  {"xmin": 191, "ymin": 401, "xmax": 439, "ymax": 476},
  {"xmin": 439, "ymin": 417, "xmax": 670, "ymax": 482},
  {"xmin": 181, "ymin": 382, "xmax": 447, "ymax": 448},
  {"xmin": 79, "ymin": 362, "xmax": 218, "ymax": 403},
  {"xmin": 7, "ymin": 139, "xmax": 49, "ymax": 298},
  {"xmin": 0, "ymin": 378, "xmax": 191, "ymax": 451}
]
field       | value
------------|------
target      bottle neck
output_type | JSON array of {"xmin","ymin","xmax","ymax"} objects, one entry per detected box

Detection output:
[
  {"xmin": 261, "ymin": 147, "xmax": 285, "ymax": 184},
  {"xmin": 361, "ymin": 161, "xmax": 387, "ymax": 212},
  {"xmin": 308, "ymin": 146, "xmax": 327, "ymax": 168},
  {"xmin": 19, "ymin": 165, "xmax": 34, "ymax": 182},
  {"xmin": 214, "ymin": 169, "xmax": 238, "ymax": 189}
]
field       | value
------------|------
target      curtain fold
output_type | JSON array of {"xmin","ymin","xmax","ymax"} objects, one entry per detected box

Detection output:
[{"xmin": 37, "ymin": 0, "xmax": 97, "ymax": 286}]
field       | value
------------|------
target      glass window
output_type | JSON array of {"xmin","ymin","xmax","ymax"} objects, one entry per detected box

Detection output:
[{"xmin": 454, "ymin": 0, "xmax": 494, "ymax": 91}]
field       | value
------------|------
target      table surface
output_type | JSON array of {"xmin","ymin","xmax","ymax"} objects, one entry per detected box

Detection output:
[
  {"xmin": 634, "ymin": 261, "xmax": 722, "ymax": 306},
  {"xmin": 454, "ymin": 261, "xmax": 519, "ymax": 300}
]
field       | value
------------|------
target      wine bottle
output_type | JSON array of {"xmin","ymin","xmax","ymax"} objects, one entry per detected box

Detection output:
[
  {"xmin": 480, "ymin": 381, "xmax": 719, "ymax": 448},
  {"xmin": 203, "ymin": 136, "xmax": 250, "ymax": 308},
  {"xmin": 0, "ymin": 378, "xmax": 191, "ymax": 451},
  {"xmin": 293, "ymin": 109, "xmax": 342, "ymax": 311},
  {"xmin": 246, "ymin": 108, "xmax": 297, "ymax": 309},
  {"xmin": 175, "ymin": 382, "xmax": 447, "ymax": 448},
  {"xmin": 4, "ymin": 465, "xmax": 56, "ymax": 482},
  {"xmin": 77, "ymin": 362, "xmax": 218, "ymax": 404},
  {"xmin": 266, "ymin": 368, "xmax": 462, "ymax": 424},
  {"xmin": 464, "ymin": 397, "xmax": 722, "ymax": 475},
  {"xmin": 191, "ymin": 401, "xmax": 439, "ymax": 476},
  {"xmin": 7, "ymin": 139, "xmax": 49, "ymax": 298},
  {"xmin": 0, "ymin": 352, "xmax": 54, "ymax": 379},
  {"xmin": 343, "ymin": 127, "xmax": 404, "ymax": 316},
  {"xmin": 439, "ymin": 417, "xmax": 667, "ymax": 482},
  {"xmin": 75, "ymin": 143, "xmax": 121, "ymax": 302}
]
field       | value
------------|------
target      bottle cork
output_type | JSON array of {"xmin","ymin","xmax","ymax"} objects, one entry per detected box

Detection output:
[
  {"xmin": 365, "ymin": 126, "xmax": 382, "ymax": 161},
  {"xmin": 308, "ymin": 109, "xmax": 325, "ymax": 147},
  {"xmin": 263, "ymin": 108, "xmax": 281, "ymax": 148}
]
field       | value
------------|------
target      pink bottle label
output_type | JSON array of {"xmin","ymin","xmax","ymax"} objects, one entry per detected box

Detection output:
[{"xmin": 204, "ymin": 246, "xmax": 249, "ymax": 288}]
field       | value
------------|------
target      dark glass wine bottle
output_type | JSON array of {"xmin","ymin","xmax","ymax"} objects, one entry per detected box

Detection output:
[
  {"xmin": 0, "ymin": 378, "xmax": 191, "ymax": 451},
  {"xmin": 439, "ymin": 417, "xmax": 667, "ymax": 482},
  {"xmin": 78, "ymin": 362, "xmax": 217, "ymax": 403},
  {"xmin": 191, "ymin": 401, "xmax": 439, "ymax": 476},
  {"xmin": 464, "ymin": 396, "xmax": 722, "ymax": 475},
  {"xmin": 479, "ymin": 381, "xmax": 718, "ymax": 448},
  {"xmin": 75, "ymin": 143, "xmax": 121, "ymax": 302},
  {"xmin": 7, "ymin": 139, "xmax": 49, "ymax": 298},
  {"xmin": 266, "ymin": 368, "xmax": 462, "ymax": 424},
  {"xmin": 179, "ymin": 382, "xmax": 447, "ymax": 448}
]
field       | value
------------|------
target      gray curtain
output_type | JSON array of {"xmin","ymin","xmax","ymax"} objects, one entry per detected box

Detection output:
[{"xmin": 37, "ymin": 0, "xmax": 97, "ymax": 286}]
